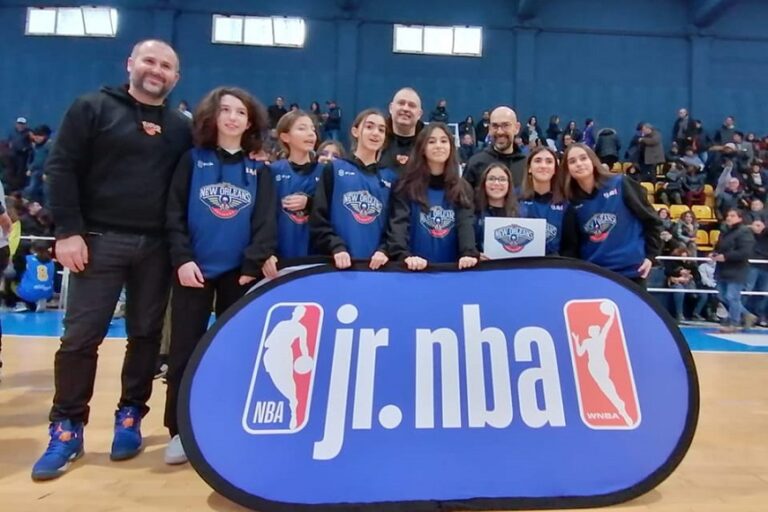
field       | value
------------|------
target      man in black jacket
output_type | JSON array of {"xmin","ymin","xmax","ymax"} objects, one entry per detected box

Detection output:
[
  {"xmin": 463, "ymin": 106, "xmax": 526, "ymax": 190},
  {"xmin": 712, "ymin": 208, "xmax": 756, "ymax": 332},
  {"xmin": 32, "ymin": 39, "xmax": 192, "ymax": 481},
  {"xmin": 379, "ymin": 87, "xmax": 424, "ymax": 173}
]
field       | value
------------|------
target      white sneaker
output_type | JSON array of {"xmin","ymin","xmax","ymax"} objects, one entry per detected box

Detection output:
[{"xmin": 164, "ymin": 435, "xmax": 187, "ymax": 465}]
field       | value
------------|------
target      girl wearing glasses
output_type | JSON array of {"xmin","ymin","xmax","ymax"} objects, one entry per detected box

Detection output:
[
  {"xmin": 519, "ymin": 146, "xmax": 567, "ymax": 255},
  {"xmin": 560, "ymin": 143, "xmax": 661, "ymax": 285},
  {"xmin": 474, "ymin": 163, "xmax": 521, "ymax": 255},
  {"xmin": 386, "ymin": 123, "xmax": 478, "ymax": 270}
]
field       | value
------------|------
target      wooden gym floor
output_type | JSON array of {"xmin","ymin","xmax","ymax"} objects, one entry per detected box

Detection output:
[{"xmin": 0, "ymin": 335, "xmax": 766, "ymax": 512}]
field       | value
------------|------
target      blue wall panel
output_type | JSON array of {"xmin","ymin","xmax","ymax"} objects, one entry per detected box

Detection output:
[{"xmin": 2, "ymin": 0, "xmax": 768, "ymax": 150}]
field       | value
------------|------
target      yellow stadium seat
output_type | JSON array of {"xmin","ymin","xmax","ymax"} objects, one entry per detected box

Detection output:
[
  {"xmin": 670, "ymin": 204, "xmax": 690, "ymax": 219},
  {"xmin": 704, "ymin": 184, "xmax": 715, "ymax": 209},
  {"xmin": 696, "ymin": 229, "xmax": 713, "ymax": 252},
  {"xmin": 692, "ymin": 205, "xmax": 715, "ymax": 222},
  {"xmin": 611, "ymin": 162, "xmax": 623, "ymax": 173},
  {"xmin": 709, "ymin": 230, "xmax": 720, "ymax": 247},
  {"xmin": 652, "ymin": 203, "xmax": 665, "ymax": 212},
  {"xmin": 640, "ymin": 182, "xmax": 654, "ymax": 195},
  {"xmin": 621, "ymin": 162, "xmax": 633, "ymax": 173}
]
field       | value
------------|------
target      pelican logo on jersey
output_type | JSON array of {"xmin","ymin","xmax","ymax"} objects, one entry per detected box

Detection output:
[
  {"xmin": 420, "ymin": 206, "xmax": 455, "ymax": 238},
  {"xmin": 243, "ymin": 303, "xmax": 323, "ymax": 434},
  {"xmin": 284, "ymin": 206, "xmax": 309, "ymax": 225},
  {"xmin": 199, "ymin": 182, "xmax": 252, "ymax": 219},
  {"xmin": 584, "ymin": 213, "xmax": 617, "ymax": 242},
  {"xmin": 343, "ymin": 190, "xmax": 383, "ymax": 224},
  {"xmin": 494, "ymin": 224, "xmax": 535, "ymax": 253},
  {"xmin": 564, "ymin": 300, "xmax": 640, "ymax": 429},
  {"xmin": 546, "ymin": 223, "xmax": 557, "ymax": 243}
]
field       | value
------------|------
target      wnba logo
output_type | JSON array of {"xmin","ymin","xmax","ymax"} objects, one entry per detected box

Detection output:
[
  {"xmin": 242, "ymin": 303, "xmax": 323, "ymax": 434},
  {"xmin": 564, "ymin": 299, "xmax": 641, "ymax": 429}
]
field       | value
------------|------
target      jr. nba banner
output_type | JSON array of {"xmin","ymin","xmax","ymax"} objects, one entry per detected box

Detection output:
[{"xmin": 178, "ymin": 258, "xmax": 699, "ymax": 512}]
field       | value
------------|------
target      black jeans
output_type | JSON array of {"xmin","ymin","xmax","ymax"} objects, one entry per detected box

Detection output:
[
  {"xmin": 50, "ymin": 232, "xmax": 171, "ymax": 424},
  {"xmin": 164, "ymin": 268, "xmax": 250, "ymax": 436}
]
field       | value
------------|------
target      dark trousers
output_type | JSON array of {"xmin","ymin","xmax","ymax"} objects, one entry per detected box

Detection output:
[
  {"xmin": 0, "ymin": 245, "xmax": 9, "ymax": 357},
  {"xmin": 164, "ymin": 269, "xmax": 250, "ymax": 436},
  {"xmin": 50, "ymin": 232, "xmax": 171, "ymax": 424}
]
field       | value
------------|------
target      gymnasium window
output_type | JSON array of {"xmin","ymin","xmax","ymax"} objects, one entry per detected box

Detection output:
[
  {"xmin": 393, "ymin": 24, "xmax": 482, "ymax": 57},
  {"xmin": 212, "ymin": 15, "xmax": 306, "ymax": 48},
  {"xmin": 26, "ymin": 7, "xmax": 118, "ymax": 37}
]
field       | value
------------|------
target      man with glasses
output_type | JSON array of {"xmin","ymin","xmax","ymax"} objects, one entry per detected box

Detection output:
[{"xmin": 463, "ymin": 106, "xmax": 527, "ymax": 189}]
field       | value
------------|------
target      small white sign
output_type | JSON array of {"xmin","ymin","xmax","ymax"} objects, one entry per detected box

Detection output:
[{"xmin": 483, "ymin": 217, "xmax": 546, "ymax": 259}]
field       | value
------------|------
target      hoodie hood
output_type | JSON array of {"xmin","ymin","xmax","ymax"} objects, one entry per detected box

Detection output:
[{"xmin": 597, "ymin": 128, "xmax": 617, "ymax": 136}]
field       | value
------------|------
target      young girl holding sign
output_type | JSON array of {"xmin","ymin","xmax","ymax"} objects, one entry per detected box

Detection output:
[
  {"xmin": 386, "ymin": 122, "xmax": 478, "ymax": 270},
  {"xmin": 474, "ymin": 163, "xmax": 521, "ymax": 254},
  {"xmin": 310, "ymin": 109, "xmax": 397, "ymax": 270}
]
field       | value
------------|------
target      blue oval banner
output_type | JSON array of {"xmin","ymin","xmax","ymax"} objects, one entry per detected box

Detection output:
[{"xmin": 178, "ymin": 259, "xmax": 699, "ymax": 512}]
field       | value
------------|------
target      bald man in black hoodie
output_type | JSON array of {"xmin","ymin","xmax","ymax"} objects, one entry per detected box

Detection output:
[
  {"xmin": 379, "ymin": 87, "xmax": 425, "ymax": 174},
  {"xmin": 463, "ymin": 106, "xmax": 527, "ymax": 190},
  {"xmin": 33, "ymin": 39, "xmax": 192, "ymax": 481}
]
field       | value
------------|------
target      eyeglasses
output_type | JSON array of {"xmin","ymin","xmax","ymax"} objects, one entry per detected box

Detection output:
[
  {"xmin": 486, "ymin": 176, "xmax": 509, "ymax": 184},
  {"xmin": 490, "ymin": 122, "xmax": 514, "ymax": 131}
]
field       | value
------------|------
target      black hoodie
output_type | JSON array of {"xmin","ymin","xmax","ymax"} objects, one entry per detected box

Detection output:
[
  {"xmin": 46, "ymin": 85, "xmax": 192, "ymax": 238},
  {"xmin": 379, "ymin": 118, "xmax": 425, "ymax": 174},
  {"xmin": 462, "ymin": 146, "xmax": 527, "ymax": 190}
]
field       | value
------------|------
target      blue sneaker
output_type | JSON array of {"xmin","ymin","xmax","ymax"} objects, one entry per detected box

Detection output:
[
  {"xmin": 31, "ymin": 420, "xmax": 84, "ymax": 481},
  {"xmin": 110, "ymin": 406, "xmax": 143, "ymax": 461}
]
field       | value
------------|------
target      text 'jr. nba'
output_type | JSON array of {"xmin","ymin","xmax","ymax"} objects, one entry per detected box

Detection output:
[{"xmin": 242, "ymin": 300, "xmax": 640, "ymax": 461}]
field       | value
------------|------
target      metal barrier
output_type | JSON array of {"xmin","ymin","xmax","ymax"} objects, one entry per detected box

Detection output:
[{"xmin": 650, "ymin": 255, "xmax": 768, "ymax": 297}]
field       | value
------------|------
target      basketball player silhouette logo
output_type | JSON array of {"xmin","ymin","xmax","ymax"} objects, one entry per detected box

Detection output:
[
  {"xmin": 242, "ymin": 303, "xmax": 323, "ymax": 434},
  {"xmin": 564, "ymin": 299, "xmax": 640, "ymax": 429},
  {"xmin": 263, "ymin": 306, "xmax": 313, "ymax": 430}
]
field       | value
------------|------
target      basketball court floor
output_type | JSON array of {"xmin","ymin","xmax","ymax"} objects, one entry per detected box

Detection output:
[{"xmin": 1, "ymin": 311, "xmax": 766, "ymax": 512}]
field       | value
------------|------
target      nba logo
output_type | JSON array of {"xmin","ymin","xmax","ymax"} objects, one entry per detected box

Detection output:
[
  {"xmin": 563, "ymin": 299, "xmax": 641, "ymax": 429},
  {"xmin": 242, "ymin": 303, "xmax": 323, "ymax": 434}
]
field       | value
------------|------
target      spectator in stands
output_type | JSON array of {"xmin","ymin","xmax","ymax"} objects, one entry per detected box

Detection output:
[
  {"xmin": 745, "ymin": 197, "xmax": 767, "ymax": 223},
  {"xmin": 583, "ymin": 118, "xmax": 596, "ymax": 149},
  {"xmin": 711, "ymin": 208, "xmax": 756, "ymax": 332},
  {"xmin": 380, "ymin": 87, "xmax": 424, "ymax": 173},
  {"xmin": 638, "ymin": 123, "xmax": 665, "ymax": 183},
  {"xmin": 324, "ymin": 100, "xmax": 342, "ymax": 141},
  {"xmin": 24, "ymin": 125, "xmax": 52, "ymax": 205},
  {"xmin": 746, "ymin": 161, "xmax": 768, "ymax": 202},
  {"xmin": 521, "ymin": 116, "xmax": 544, "ymax": 146},
  {"xmin": 696, "ymin": 258, "xmax": 720, "ymax": 322},
  {"xmin": 475, "ymin": 111, "xmax": 490, "ymax": 148},
  {"xmin": 289, "ymin": 103, "xmax": 300, "ymax": 113},
  {"xmin": 316, "ymin": 140, "xmax": 345, "ymax": 164},
  {"xmin": 666, "ymin": 141, "xmax": 681, "ymax": 163},
  {"xmin": 563, "ymin": 120, "xmax": 582, "ymax": 144},
  {"xmin": 458, "ymin": 133, "xmax": 475, "ymax": 164},
  {"xmin": 545, "ymin": 115, "xmax": 561, "ymax": 147},
  {"xmin": 515, "ymin": 135, "xmax": 530, "ymax": 156},
  {"xmin": 0, "ymin": 188, "xmax": 13, "ymax": 380},
  {"xmin": 458, "ymin": 116, "xmax": 476, "ymax": 143},
  {"xmin": 594, "ymin": 127, "xmax": 621, "ymax": 167},
  {"xmin": 665, "ymin": 246, "xmax": 704, "ymax": 322},
  {"xmin": 682, "ymin": 162, "xmax": 706, "ymax": 206},
  {"xmin": 747, "ymin": 218, "xmax": 768, "ymax": 326},
  {"xmin": 717, "ymin": 178, "xmax": 748, "ymax": 221},
  {"xmin": 680, "ymin": 147, "xmax": 704, "ymax": 172},
  {"xmin": 429, "ymin": 99, "xmax": 449, "ymax": 123},
  {"xmin": 32, "ymin": 39, "xmax": 192, "ymax": 481},
  {"xmin": 560, "ymin": 143, "xmax": 661, "ymax": 285},
  {"xmin": 672, "ymin": 108, "xmax": 695, "ymax": 151},
  {"xmin": 623, "ymin": 163, "xmax": 641, "ymax": 181},
  {"xmin": 267, "ymin": 96, "xmax": 288, "ymax": 128},
  {"xmin": 658, "ymin": 207, "xmax": 674, "ymax": 233},
  {"xmin": 733, "ymin": 131, "xmax": 754, "ymax": 163},
  {"xmin": 712, "ymin": 147, "xmax": 741, "ymax": 193},
  {"xmin": 177, "ymin": 100, "xmax": 192, "ymax": 120},
  {"xmin": 758, "ymin": 135, "xmax": 768, "ymax": 162},
  {"xmin": 674, "ymin": 210, "xmax": 699, "ymax": 256},
  {"xmin": 6, "ymin": 116, "xmax": 32, "ymax": 192},
  {"xmin": 625, "ymin": 123, "xmax": 644, "ymax": 164},
  {"xmin": 691, "ymin": 119, "xmax": 711, "ymax": 160},
  {"xmin": 714, "ymin": 115, "xmax": 736, "ymax": 144},
  {"xmin": 10, "ymin": 240, "xmax": 54, "ymax": 312},
  {"xmin": 309, "ymin": 101, "xmax": 324, "ymax": 138},
  {"xmin": 463, "ymin": 106, "xmax": 526, "ymax": 189},
  {"xmin": 559, "ymin": 132, "xmax": 575, "ymax": 154},
  {"xmin": 657, "ymin": 162, "xmax": 685, "ymax": 205}
]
